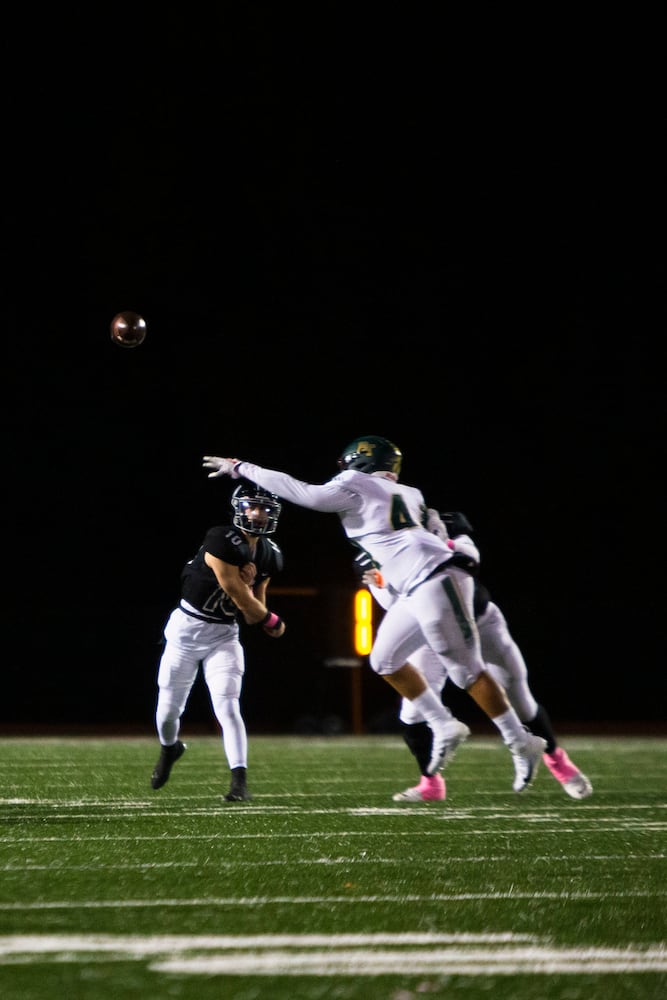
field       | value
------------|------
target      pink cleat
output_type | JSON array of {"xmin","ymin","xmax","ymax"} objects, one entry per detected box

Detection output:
[
  {"xmin": 392, "ymin": 773, "xmax": 446, "ymax": 802},
  {"xmin": 543, "ymin": 747, "xmax": 593, "ymax": 799}
]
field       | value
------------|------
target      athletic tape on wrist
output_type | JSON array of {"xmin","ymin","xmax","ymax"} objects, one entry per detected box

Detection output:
[{"xmin": 261, "ymin": 611, "xmax": 281, "ymax": 629}]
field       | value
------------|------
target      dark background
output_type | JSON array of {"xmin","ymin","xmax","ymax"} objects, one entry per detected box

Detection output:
[{"xmin": 5, "ymin": 10, "xmax": 665, "ymax": 735}]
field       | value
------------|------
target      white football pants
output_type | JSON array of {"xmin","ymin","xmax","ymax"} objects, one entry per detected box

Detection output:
[{"xmin": 155, "ymin": 607, "xmax": 248, "ymax": 769}]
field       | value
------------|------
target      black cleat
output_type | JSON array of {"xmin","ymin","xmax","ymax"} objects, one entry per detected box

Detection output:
[
  {"xmin": 151, "ymin": 740, "xmax": 186, "ymax": 789},
  {"xmin": 223, "ymin": 767, "xmax": 252, "ymax": 802},
  {"xmin": 224, "ymin": 787, "xmax": 253, "ymax": 802},
  {"xmin": 224, "ymin": 765, "xmax": 252, "ymax": 801}
]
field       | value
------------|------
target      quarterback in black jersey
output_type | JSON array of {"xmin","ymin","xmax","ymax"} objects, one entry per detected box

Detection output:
[
  {"xmin": 151, "ymin": 483, "xmax": 285, "ymax": 801},
  {"xmin": 180, "ymin": 523, "xmax": 284, "ymax": 625}
]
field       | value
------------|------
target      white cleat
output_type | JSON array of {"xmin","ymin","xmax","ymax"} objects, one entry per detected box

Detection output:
[
  {"xmin": 510, "ymin": 733, "xmax": 547, "ymax": 792},
  {"xmin": 563, "ymin": 772, "xmax": 593, "ymax": 799},
  {"xmin": 392, "ymin": 773, "xmax": 446, "ymax": 802},
  {"xmin": 427, "ymin": 720, "xmax": 471, "ymax": 776},
  {"xmin": 543, "ymin": 748, "xmax": 593, "ymax": 799}
]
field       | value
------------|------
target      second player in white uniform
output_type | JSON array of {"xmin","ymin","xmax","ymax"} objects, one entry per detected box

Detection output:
[
  {"xmin": 203, "ymin": 436, "xmax": 547, "ymax": 791},
  {"xmin": 357, "ymin": 510, "xmax": 593, "ymax": 801}
]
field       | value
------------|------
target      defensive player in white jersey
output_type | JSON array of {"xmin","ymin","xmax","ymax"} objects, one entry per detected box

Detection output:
[
  {"xmin": 151, "ymin": 483, "xmax": 286, "ymax": 802},
  {"xmin": 357, "ymin": 510, "xmax": 593, "ymax": 802},
  {"xmin": 203, "ymin": 436, "xmax": 547, "ymax": 791}
]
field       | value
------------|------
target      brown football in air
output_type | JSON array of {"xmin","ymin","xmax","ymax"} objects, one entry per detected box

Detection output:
[{"xmin": 110, "ymin": 311, "xmax": 147, "ymax": 348}]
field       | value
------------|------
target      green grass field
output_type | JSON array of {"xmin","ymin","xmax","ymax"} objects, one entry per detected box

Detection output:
[{"xmin": 0, "ymin": 734, "xmax": 665, "ymax": 999}]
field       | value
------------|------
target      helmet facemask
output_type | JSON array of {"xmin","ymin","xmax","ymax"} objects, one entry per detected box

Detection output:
[{"xmin": 231, "ymin": 486, "xmax": 282, "ymax": 536}]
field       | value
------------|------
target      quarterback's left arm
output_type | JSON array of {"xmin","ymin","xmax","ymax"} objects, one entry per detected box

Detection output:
[
  {"xmin": 204, "ymin": 553, "xmax": 285, "ymax": 636},
  {"xmin": 253, "ymin": 577, "xmax": 286, "ymax": 638}
]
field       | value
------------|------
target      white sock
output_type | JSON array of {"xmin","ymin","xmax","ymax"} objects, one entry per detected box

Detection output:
[
  {"xmin": 410, "ymin": 689, "xmax": 449, "ymax": 728},
  {"xmin": 492, "ymin": 707, "xmax": 527, "ymax": 745},
  {"xmin": 216, "ymin": 698, "xmax": 248, "ymax": 769}
]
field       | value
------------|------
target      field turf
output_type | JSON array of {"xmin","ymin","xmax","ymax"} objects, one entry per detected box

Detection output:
[{"xmin": 0, "ymin": 734, "xmax": 665, "ymax": 999}]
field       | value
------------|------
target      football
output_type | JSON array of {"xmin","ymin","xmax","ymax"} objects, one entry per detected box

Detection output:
[{"xmin": 110, "ymin": 311, "xmax": 147, "ymax": 348}]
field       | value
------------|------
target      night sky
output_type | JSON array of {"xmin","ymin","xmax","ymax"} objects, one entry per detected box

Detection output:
[{"xmin": 6, "ymin": 12, "xmax": 664, "ymax": 731}]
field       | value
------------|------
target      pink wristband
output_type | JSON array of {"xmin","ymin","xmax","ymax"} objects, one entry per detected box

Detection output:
[{"xmin": 262, "ymin": 612, "xmax": 280, "ymax": 629}]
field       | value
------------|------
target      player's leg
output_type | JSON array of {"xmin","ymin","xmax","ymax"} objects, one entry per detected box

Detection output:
[
  {"xmin": 392, "ymin": 647, "xmax": 451, "ymax": 802},
  {"xmin": 151, "ymin": 612, "xmax": 200, "ymax": 788},
  {"xmin": 154, "ymin": 647, "xmax": 197, "ymax": 745},
  {"xmin": 480, "ymin": 604, "xmax": 592, "ymax": 798},
  {"xmin": 370, "ymin": 606, "xmax": 465, "ymax": 776},
  {"xmin": 478, "ymin": 603, "xmax": 539, "ymax": 721},
  {"xmin": 204, "ymin": 639, "xmax": 251, "ymax": 801},
  {"xmin": 415, "ymin": 571, "xmax": 547, "ymax": 792}
]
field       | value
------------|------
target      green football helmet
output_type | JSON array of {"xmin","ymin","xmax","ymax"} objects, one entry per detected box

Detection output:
[{"xmin": 337, "ymin": 435, "xmax": 402, "ymax": 476}]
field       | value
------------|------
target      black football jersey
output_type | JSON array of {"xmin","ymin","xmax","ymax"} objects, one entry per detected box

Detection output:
[{"xmin": 179, "ymin": 523, "xmax": 284, "ymax": 624}]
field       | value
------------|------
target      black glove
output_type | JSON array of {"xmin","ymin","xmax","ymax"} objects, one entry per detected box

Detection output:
[{"xmin": 441, "ymin": 511, "xmax": 474, "ymax": 538}]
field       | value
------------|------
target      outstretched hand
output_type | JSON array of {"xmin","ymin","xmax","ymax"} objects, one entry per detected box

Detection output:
[{"xmin": 203, "ymin": 456, "xmax": 242, "ymax": 479}]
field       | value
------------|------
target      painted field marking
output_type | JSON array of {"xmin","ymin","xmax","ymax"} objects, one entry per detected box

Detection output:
[
  {"xmin": 1, "ymin": 852, "xmax": 664, "ymax": 872},
  {"xmin": 152, "ymin": 945, "xmax": 667, "ymax": 976},
  {"xmin": 1, "ymin": 889, "xmax": 665, "ymax": 910},
  {"xmin": 0, "ymin": 934, "xmax": 664, "ymax": 976}
]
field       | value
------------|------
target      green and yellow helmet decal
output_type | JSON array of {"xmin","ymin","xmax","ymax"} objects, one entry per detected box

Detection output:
[{"xmin": 337, "ymin": 436, "xmax": 402, "ymax": 476}]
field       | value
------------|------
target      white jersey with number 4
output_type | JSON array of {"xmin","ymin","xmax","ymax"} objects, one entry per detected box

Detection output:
[{"xmin": 235, "ymin": 463, "xmax": 452, "ymax": 596}]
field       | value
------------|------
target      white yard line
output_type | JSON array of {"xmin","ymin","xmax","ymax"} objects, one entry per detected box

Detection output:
[
  {"xmin": 1, "ymin": 889, "xmax": 665, "ymax": 909},
  {"xmin": 152, "ymin": 946, "xmax": 667, "ymax": 976},
  {"xmin": 1, "ymin": 852, "xmax": 664, "ymax": 872},
  {"xmin": 0, "ymin": 934, "xmax": 664, "ymax": 976}
]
